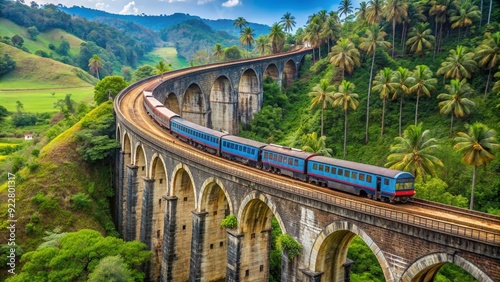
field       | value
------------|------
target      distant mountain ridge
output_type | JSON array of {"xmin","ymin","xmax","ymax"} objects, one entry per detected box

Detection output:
[{"xmin": 58, "ymin": 5, "xmax": 270, "ymax": 37}]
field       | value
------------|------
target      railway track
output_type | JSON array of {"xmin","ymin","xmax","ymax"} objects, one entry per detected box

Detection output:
[{"xmin": 116, "ymin": 52, "xmax": 500, "ymax": 245}]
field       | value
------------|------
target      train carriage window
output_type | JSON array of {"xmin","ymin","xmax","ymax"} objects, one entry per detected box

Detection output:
[
  {"xmin": 367, "ymin": 175, "xmax": 372, "ymax": 182},
  {"xmin": 325, "ymin": 166, "xmax": 330, "ymax": 173},
  {"xmin": 264, "ymin": 152, "xmax": 268, "ymax": 158},
  {"xmin": 352, "ymin": 172, "xmax": 357, "ymax": 179},
  {"xmin": 332, "ymin": 168, "xmax": 336, "ymax": 174},
  {"xmin": 273, "ymin": 154, "xmax": 277, "ymax": 161},
  {"xmin": 344, "ymin": 170, "xmax": 350, "ymax": 177},
  {"xmin": 294, "ymin": 160, "xmax": 298, "ymax": 166},
  {"xmin": 313, "ymin": 163, "xmax": 318, "ymax": 170},
  {"xmin": 243, "ymin": 147, "xmax": 247, "ymax": 153},
  {"xmin": 319, "ymin": 165, "xmax": 324, "ymax": 171},
  {"xmin": 338, "ymin": 169, "xmax": 343, "ymax": 176},
  {"xmin": 359, "ymin": 174, "xmax": 365, "ymax": 181},
  {"xmin": 252, "ymin": 149, "xmax": 255, "ymax": 154},
  {"xmin": 283, "ymin": 157, "xmax": 287, "ymax": 164},
  {"xmin": 384, "ymin": 179, "xmax": 389, "ymax": 185},
  {"xmin": 288, "ymin": 158, "xmax": 293, "ymax": 165},
  {"xmin": 278, "ymin": 156, "xmax": 283, "ymax": 162}
]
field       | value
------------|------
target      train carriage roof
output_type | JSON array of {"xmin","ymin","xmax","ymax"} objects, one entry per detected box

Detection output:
[
  {"xmin": 156, "ymin": 107, "xmax": 179, "ymax": 120},
  {"xmin": 262, "ymin": 144, "xmax": 317, "ymax": 160},
  {"xmin": 309, "ymin": 156, "xmax": 414, "ymax": 179},
  {"xmin": 146, "ymin": 97, "xmax": 164, "ymax": 108},
  {"xmin": 222, "ymin": 135, "xmax": 267, "ymax": 148},
  {"xmin": 172, "ymin": 118, "xmax": 228, "ymax": 138}
]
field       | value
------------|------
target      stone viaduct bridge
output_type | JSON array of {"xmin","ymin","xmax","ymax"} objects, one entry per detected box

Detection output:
[{"xmin": 114, "ymin": 49, "xmax": 500, "ymax": 282}]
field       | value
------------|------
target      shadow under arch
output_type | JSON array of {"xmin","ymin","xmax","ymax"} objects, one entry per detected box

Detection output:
[
  {"xmin": 308, "ymin": 221, "xmax": 394, "ymax": 282},
  {"xmin": 400, "ymin": 252, "xmax": 494, "ymax": 282}
]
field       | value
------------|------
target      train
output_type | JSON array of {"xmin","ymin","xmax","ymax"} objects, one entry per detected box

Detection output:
[{"xmin": 143, "ymin": 90, "xmax": 415, "ymax": 203}]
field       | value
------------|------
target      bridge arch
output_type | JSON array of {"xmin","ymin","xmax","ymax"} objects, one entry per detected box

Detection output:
[
  {"xmin": 209, "ymin": 75, "xmax": 237, "ymax": 133},
  {"xmin": 182, "ymin": 83, "xmax": 207, "ymax": 126},
  {"xmin": 283, "ymin": 59, "xmax": 297, "ymax": 87},
  {"xmin": 164, "ymin": 92, "xmax": 180, "ymax": 114},
  {"xmin": 401, "ymin": 252, "xmax": 494, "ymax": 282},
  {"xmin": 149, "ymin": 153, "xmax": 168, "ymax": 281},
  {"xmin": 264, "ymin": 63, "xmax": 280, "ymax": 81},
  {"xmin": 309, "ymin": 221, "xmax": 393, "ymax": 282},
  {"xmin": 238, "ymin": 68, "xmax": 260, "ymax": 125}
]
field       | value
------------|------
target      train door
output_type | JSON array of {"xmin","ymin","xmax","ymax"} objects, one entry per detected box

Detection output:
[{"xmin": 376, "ymin": 177, "xmax": 381, "ymax": 200}]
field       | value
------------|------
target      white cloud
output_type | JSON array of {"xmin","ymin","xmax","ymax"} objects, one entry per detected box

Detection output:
[
  {"xmin": 197, "ymin": 0, "xmax": 214, "ymax": 4},
  {"xmin": 222, "ymin": 0, "xmax": 240, "ymax": 7},
  {"xmin": 95, "ymin": 2, "xmax": 107, "ymax": 10},
  {"xmin": 119, "ymin": 1, "xmax": 139, "ymax": 14}
]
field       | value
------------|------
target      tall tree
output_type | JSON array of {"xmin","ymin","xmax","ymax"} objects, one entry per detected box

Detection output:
[
  {"xmin": 366, "ymin": 0, "xmax": 385, "ymax": 24},
  {"xmin": 309, "ymin": 79, "xmax": 336, "ymax": 136},
  {"xmin": 409, "ymin": 65, "xmax": 437, "ymax": 125},
  {"xmin": 88, "ymin": 54, "xmax": 103, "ymax": 80},
  {"xmin": 233, "ymin": 17, "xmax": 248, "ymax": 33},
  {"xmin": 384, "ymin": 0, "xmax": 408, "ymax": 57},
  {"xmin": 213, "ymin": 43, "xmax": 224, "ymax": 62},
  {"xmin": 155, "ymin": 60, "xmax": 171, "ymax": 81},
  {"xmin": 392, "ymin": 67, "xmax": 413, "ymax": 136},
  {"xmin": 321, "ymin": 16, "xmax": 341, "ymax": 52},
  {"xmin": 332, "ymin": 80, "xmax": 360, "ymax": 159},
  {"xmin": 405, "ymin": 22, "xmax": 435, "ymax": 56},
  {"xmin": 338, "ymin": 0, "xmax": 354, "ymax": 20},
  {"xmin": 355, "ymin": 1, "xmax": 369, "ymax": 26},
  {"xmin": 329, "ymin": 38, "xmax": 361, "ymax": 81},
  {"xmin": 301, "ymin": 132, "xmax": 333, "ymax": 157},
  {"xmin": 437, "ymin": 78, "xmax": 475, "ymax": 137},
  {"xmin": 372, "ymin": 67, "xmax": 396, "ymax": 137},
  {"xmin": 437, "ymin": 45, "xmax": 477, "ymax": 81},
  {"xmin": 304, "ymin": 19, "xmax": 321, "ymax": 61},
  {"xmin": 240, "ymin": 26, "xmax": 255, "ymax": 58},
  {"xmin": 255, "ymin": 36, "xmax": 271, "ymax": 55},
  {"xmin": 269, "ymin": 23, "xmax": 286, "ymax": 54},
  {"xmin": 359, "ymin": 24, "xmax": 391, "ymax": 143},
  {"xmin": 454, "ymin": 123, "xmax": 499, "ymax": 209},
  {"xmin": 449, "ymin": 0, "xmax": 481, "ymax": 42},
  {"xmin": 475, "ymin": 32, "xmax": 500, "ymax": 97},
  {"xmin": 280, "ymin": 12, "xmax": 296, "ymax": 33},
  {"xmin": 429, "ymin": 0, "xmax": 450, "ymax": 56},
  {"xmin": 385, "ymin": 123, "xmax": 444, "ymax": 180}
]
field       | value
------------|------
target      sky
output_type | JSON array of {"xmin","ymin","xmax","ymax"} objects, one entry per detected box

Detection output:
[{"xmin": 33, "ymin": 0, "xmax": 363, "ymax": 29}]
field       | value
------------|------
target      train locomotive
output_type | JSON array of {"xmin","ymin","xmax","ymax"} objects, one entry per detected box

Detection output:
[{"xmin": 143, "ymin": 90, "xmax": 415, "ymax": 203}]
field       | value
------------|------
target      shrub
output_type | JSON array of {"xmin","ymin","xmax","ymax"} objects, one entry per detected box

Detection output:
[
  {"xmin": 277, "ymin": 233, "xmax": 302, "ymax": 261},
  {"xmin": 25, "ymin": 222, "xmax": 35, "ymax": 234},
  {"xmin": 71, "ymin": 193, "xmax": 92, "ymax": 210},
  {"xmin": 31, "ymin": 149, "xmax": 40, "ymax": 157},
  {"xmin": 27, "ymin": 162, "xmax": 39, "ymax": 172},
  {"xmin": 220, "ymin": 214, "xmax": 238, "ymax": 229}
]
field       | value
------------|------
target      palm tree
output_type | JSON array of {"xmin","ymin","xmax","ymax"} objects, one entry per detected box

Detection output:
[
  {"xmin": 366, "ymin": 0, "xmax": 385, "ymax": 24},
  {"xmin": 321, "ymin": 16, "xmax": 341, "ymax": 52},
  {"xmin": 437, "ymin": 45, "xmax": 477, "ymax": 81},
  {"xmin": 409, "ymin": 65, "xmax": 437, "ymax": 125},
  {"xmin": 301, "ymin": 132, "xmax": 333, "ymax": 157},
  {"xmin": 429, "ymin": 0, "xmax": 451, "ymax": 55},
  {"xmin": 338, "ymin": 0, "xmax": 354, "ymax": 20},
  {"xmin": 384, "ymin": 0, "xmax": 408, "ymax": 57},
  {"xmin": 233, "ymin": 17, "xmax": 248, "ymax": 33},
  {"xmin": 269, "ymin": 23, "xmax": 286, "ymax": 54},
  {"xmin": 449, "ymin": 0, "xmax": 481, "ymax": 42},
  {"xmin": 372, "ymin": 67, "xmax": 396, "ymax": 137},
  {"xmin": 332, "ymin": 80, "xmax": 360, "ymax": 159},
  {"xmin": 437, "ymin": 78, "xmax": 475, "ymax": 137},
  {"xmin": 359, "ymin": 24, "xmax": 391, "ymax": 143},
  {"xmin": 475, "ymin": 32, "xmax": 500, "ymax": 97},
  {"xmin": 280, "ymin": 12, "xmax": 296, "ymax": 33},
  {"xmin": 213, "ymin": 43, "xmax": 224, "ymax": 62},
  {"xmin": 392, "ymin": 67, "xmax": 413, "ymax": 137},
  {"xmin": 454, "ymin": 123, "xmax": 499, "ymax": 209},
  {"xmin": 405, "ymin": 22, "xmax": 435, "ymax": 56},
  {"xmin": 355, "ymin": 1, "xmax": 368, "ymax": 26},
  {"xmin": 240, "ymin": 26, "xmax": 255, "ymax": 58},
  {"xmin": 88, "ymin": 54, "xmax": 103, "ymax": 80},
  {"xmin": 493, "ymin": 67, "xmax": 500, "ymax": 95},
  {"xmin": 385, "ymin": 123, "xmax": 444, "ymax": 181},
  {"xmin": 255, "ymin": 35, "xmax": 271, "ymax": 55},
  {"xmin": 304, "ymin": 19, "xmax": 321, "ymax": 61},
  {"xmin": 329, "ymin": 38, "xmax": 361, "ymax": 81},
  {"xmin": 309, "ymin": 79, "xmax": 336, "ymax": 136},
  {"xmin": 155, "ymin": 60, "xmax": 171, "ymax": 81}
]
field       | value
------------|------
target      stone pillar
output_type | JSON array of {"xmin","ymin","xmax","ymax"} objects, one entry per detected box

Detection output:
[
  {"xmin": 281, "ymin": 251, "xmax": 296, "ymax": 282},
  {"xmin": 160, "ymin": 196, "xmax": 178, "ymax": 282},
  {"xmin": 301, "ymin": 269, "xmax": 323, "ymax": 282},
  {"xmin": 343, "ymin": 259, "xmax": 354, "ymax": 282},
  {"xmin": 125, "ymin": 164, "xmax": 138, "ymax": 241},
  {"xmin": 189, "ymin": 210, "xmax": 208, "ymax": 282},
  {"xmin": 116, "ymin": 150, "xmax": 125, "ymax": 235},
  {"xmin": 226, "ymin": 230, "xmax": 243, "ymax": 282},
  {"xmin": 140, "ymin": 178, "xmax": 155, "ymax": 247}
]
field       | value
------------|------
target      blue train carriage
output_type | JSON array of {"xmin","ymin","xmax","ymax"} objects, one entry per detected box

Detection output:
[
  {"xmin": 221, "ymin": 135, "xmax": 267, "ymax": 167},
  {"xmin": 170, "ymin": 118, "xmax": 228, "ymax": 155},
  {"xmin": 307, "ymin": 156, "xmax": 415, "ymax": 203},
  {"xmin": 261, "ymin": 144, "xmax": 317, "ymax": 181}
]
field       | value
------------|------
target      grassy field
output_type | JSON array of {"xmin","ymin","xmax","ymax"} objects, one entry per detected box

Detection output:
[
  {"xmin": 0, "ymin": 87, "xmax": 94, "ymax": 112},
  {"xmin": 141, "ymin": 47, "xmax": 189, "ymax": 70}
]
